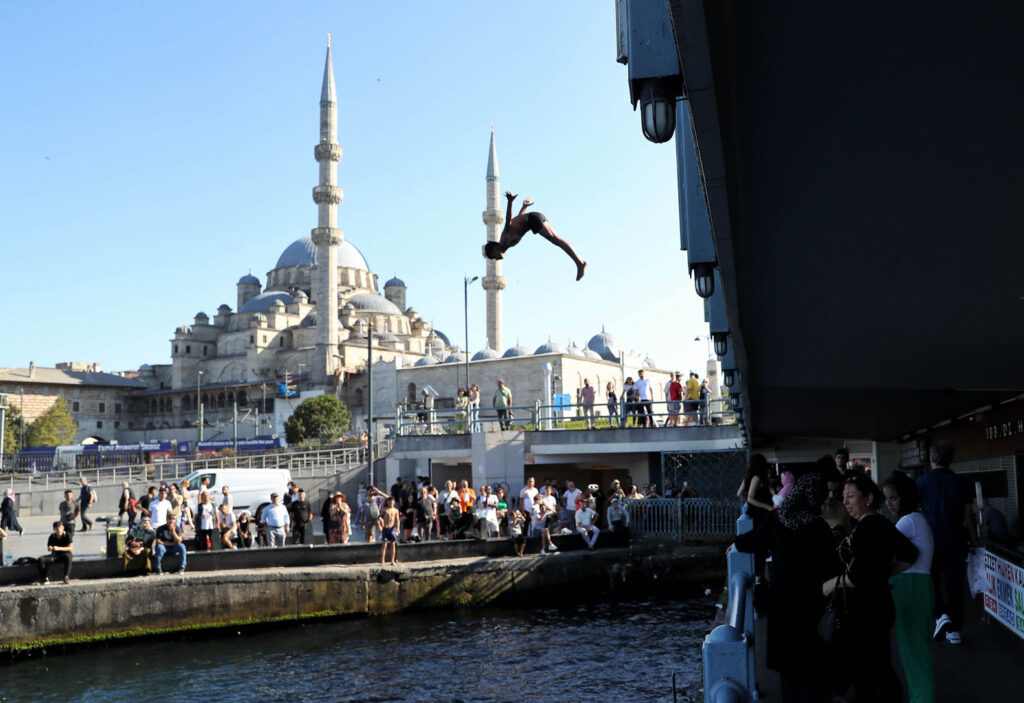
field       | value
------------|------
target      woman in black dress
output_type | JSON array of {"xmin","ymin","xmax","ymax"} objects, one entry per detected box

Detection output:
[
  {"xmin": 483, "ymin": 191, "xmax": 587, "ymax": 280},
  {"xmin": 822, "ymin": 474, "xmax": 919, "ymax": 702},
  {"xmin": 737, "ymin": 453, "xmax": 775, "ymax": 528},
  {"xmin": 734, "ymin": 474, "xmax": 836, "ymax": 703}
]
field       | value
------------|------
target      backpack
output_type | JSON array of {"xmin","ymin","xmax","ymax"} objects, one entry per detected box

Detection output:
[{"xmin": 366, "ymin": 498, "xmax": 381, "ymax": 521}]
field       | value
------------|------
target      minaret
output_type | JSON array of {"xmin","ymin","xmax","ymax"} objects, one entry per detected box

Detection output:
[
  {"xmin": 481, "ymin": 125, "xmax": 506, "ymax": 352},
  {"xmin": 311, "ymin": 35, "xmax": 343, "ymax": 384}
]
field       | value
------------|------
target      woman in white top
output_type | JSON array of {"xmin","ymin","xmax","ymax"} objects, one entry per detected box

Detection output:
[{"xmin": 883, "ymin": 472, "xmax": 936, "ymax": 703}]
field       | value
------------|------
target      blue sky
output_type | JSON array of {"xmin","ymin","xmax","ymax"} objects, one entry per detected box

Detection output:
[{"xmin": 0, "ymin": 1, "xmax": 709, "ymax": 375}]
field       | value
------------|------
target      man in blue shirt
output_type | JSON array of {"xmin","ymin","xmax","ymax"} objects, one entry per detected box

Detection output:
[
  {"xmin": 917, "ymin": 440, "xmax": 979, "ymax": 645},
  {"xmin": 261, "ymin": 493, "xmax": 291, "ymax": 547}
]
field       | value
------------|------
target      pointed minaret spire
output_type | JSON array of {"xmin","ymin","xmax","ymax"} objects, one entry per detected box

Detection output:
[
  {"xmin": 321, "ymin": 36, "xmax": 337, "ymax": 105},
  {"xmin": 482, "ymin": 125, "xmax": 506, "ymax": 352},
  {"xmin": 311, "ymin": 38, "xmax": 344, "ymax": 384}
]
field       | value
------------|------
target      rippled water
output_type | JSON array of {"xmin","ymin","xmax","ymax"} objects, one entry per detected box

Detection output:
[{"xmin": 0, "ymin": 598, "xmax": 713, "ymax": 702}]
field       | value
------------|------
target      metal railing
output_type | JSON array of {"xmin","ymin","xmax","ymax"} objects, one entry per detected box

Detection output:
[
  {"xmin": 702, "ymin": 509, "xmax": 757, "ymax": 702},
  {"xmin": 395, "ymin": 398, "xmax": 736, "ymax": 436},
  {"xmin": 1, "ymin": 441, "xmax": 394, "ymax": 491},
  {"xmin": 622, "ymin": 497, "xmax": 742, "ymax": 542}
]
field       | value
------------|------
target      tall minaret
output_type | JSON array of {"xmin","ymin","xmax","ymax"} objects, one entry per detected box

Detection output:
[
  {"xmin": 311, "ymin": 35, "xmax": 343, "ymax": 384},
  {"xmin": 481, "ymin": 125, "xmax": 505, "ymax": 352}
]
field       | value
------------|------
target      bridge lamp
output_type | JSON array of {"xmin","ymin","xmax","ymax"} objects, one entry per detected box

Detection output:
[
  {"xmin": 723, "ymin": 369, "xmax": 736, "ymax": 388},
  {"xmin": 712, "ymin": 332, "xmax": 728, "ymax": 357},
  {"xmin": 692, "ymin": 263, "xmax": 715, "ymax": 298},
  {"xmin": 639, "ymin": 79, "xmax": 676, "ymax": 143}
]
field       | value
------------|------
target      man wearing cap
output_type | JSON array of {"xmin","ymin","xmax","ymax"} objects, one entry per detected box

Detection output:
[{"xmin": 261, "ymin": 493, "xmax": 291, "ymax": 548}]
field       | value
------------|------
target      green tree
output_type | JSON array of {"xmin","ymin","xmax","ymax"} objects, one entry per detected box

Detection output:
[
  {"xmin": 24, "ymin": 397, "xmax": 78, "ymax": 447},
  {"xmin": 284, "ymin": 394, "xmax": 350, "ymax": 445},
  {"xmin": 2, "ymin": 401, "xmax": 24, "ymax": 455}
]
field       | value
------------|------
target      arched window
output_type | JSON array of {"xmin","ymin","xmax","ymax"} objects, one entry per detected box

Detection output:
[
  {"xmin": 407, "ymin": 383, "xmax": 417, "ymax": 404},
  {"xmin": 183, "ymin": 396, "xmax": 192, "ymax": 412},
  {"xmin": 354, "ymin": 388, "xmax": 364, "ymax": 408},
  {"xmin": 238, "ymin": 391, "xmax": 248, "ymax": 406}
]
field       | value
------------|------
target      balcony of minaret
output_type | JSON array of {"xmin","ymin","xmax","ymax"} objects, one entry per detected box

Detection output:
[
  {"xmin": 482, "ymin": 274, "xmax": 506, "ymax": 290},
  {"xmin": 482, "ymin": 210, "xmax": 505, "ymax": 226},
  {"xmin": 313, "ymin": 185, "xmax": 343, "ymax": 205},
  {"xmin": 311, "ymin": 227, "xmax": 343, "ymax": 246},
  {"xmin": 314, "ymin": 143, "xmax": 342, "ymax": 162}
]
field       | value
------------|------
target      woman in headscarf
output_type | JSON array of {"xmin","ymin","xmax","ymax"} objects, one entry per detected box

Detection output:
[{"xmin": 733, "ymin": 473, "xmax": 836, "ymax": 703}]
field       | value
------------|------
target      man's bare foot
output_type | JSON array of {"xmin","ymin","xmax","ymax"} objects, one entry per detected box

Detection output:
[
  {"xmin": 390, "ymin": 560, "xmax": 398, "ymax": 565},
  {"xmin": 380, "ymin": 560, "xmax": 385, "ymax": 565},
  {"xmin": 576, "ymin": 261, "xmax": 587, "ymax": 281}
]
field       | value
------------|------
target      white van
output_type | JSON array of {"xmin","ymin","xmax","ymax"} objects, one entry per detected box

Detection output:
[{"xmin": 183, "ymin": 468, "xmax": 291, "ymax": 520}]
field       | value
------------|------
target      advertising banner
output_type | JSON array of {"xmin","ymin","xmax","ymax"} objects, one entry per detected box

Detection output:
[{"xmin": 983, "ymin": 549, "xmax": 1024, "ymax": 640}]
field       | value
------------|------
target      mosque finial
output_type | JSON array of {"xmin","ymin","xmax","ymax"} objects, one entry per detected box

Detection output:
[
  {"xmin": 491, "ymin": 121, "xmax": 494, "ymax": 132},
  {"xmin": 327, "ymin": 33, "xmax": 331, "ymax": 48}
]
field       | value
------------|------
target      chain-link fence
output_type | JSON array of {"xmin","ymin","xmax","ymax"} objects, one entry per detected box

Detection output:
[{"xmin": 662, "ymin": 449, "xmax": 748, "ymax": 501}]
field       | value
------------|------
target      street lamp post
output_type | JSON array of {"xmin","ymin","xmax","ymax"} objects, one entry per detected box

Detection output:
[
  {"xmin": 367, "ymin": 317, "xmax": 374, "ymax": 487},
  {"xmin": 196, "ymin": 370, "xmax": 205, "ymax": 443},
  {"xmin": 464, "ymin": 275, "xmax": 478, "ymax": 389}
]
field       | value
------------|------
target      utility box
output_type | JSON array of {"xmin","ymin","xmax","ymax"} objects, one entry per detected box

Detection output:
[{"xmin": 105, "ymin": 526, "xmax": 128, "ymax": 558}]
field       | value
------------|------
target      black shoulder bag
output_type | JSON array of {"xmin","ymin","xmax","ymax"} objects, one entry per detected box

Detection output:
[{"xmin": 817, "ymin": 572, "xmax": 849, "ymax": 643}]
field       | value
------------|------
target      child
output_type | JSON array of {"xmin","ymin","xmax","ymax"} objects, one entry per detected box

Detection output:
[{"xmin": 509, "ymin": 508, "xmax": 526, "ymax": 557}]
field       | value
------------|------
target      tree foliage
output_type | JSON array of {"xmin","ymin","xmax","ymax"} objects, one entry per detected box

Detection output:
[
  {"xmin": 2, "ymin": 401, "xmax": 24, "ymax": 455},
  {"xmin": 24, "ymin": 397, "xmax": 78, "ymax": 447},
  {"xmin": 284, "ymin": 394, "xmax": 350, "ymax": 445}
]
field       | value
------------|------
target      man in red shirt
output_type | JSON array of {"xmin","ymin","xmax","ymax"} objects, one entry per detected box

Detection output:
[{"xmin": 667, "ymin": 372, "xmax": 684, "ymax": 427}]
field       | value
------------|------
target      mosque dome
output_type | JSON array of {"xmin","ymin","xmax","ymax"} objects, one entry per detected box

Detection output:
[
  {"xmin": 582, "ymin": 348, "xmax": 604, "ymax": 360},
  {"xmin": 238, "ymin": 273, "xmax": 260, "ymax": 285},
  {"xmin": 472, "ymin": 348, "xmax": 499, "ymax": 361},
  {"xmin": 138, "ymin": 363, "xmax": 153, "ymax": 372},
  {"xmin": 414, "ymin": 355, "xmax": 439, "ymax": 367},
  {"xmin": 502, "ymin": 343, "xmax": 531, "ymax": 358},
  {"xmin": 586, "ymin": 329, "xmax": 623, "ymax": 362},
  {"xmin": 274, "ymin": 236, "xmax": 369, "ymax": 271},
  {"xmin": 300, "ymin": 310, "xmax": 317, "ymax": 327},
  {"xmin": 377, "ymin": 331, "xmax": 400, "ymax": 343},
  {"xmin": 444, "ymin": 351, "xmax": 468, "ymax": 364},
  {"xmin": 384, "ymin": 276, "xmax": 406, "ymax": 288},
  {"xmin": 534, "ymin": 340, "xmax": 567, "ymax": 355},
  {"xmin": 239, "ymin": 291, "xmax": 293, "ymax": 314},
  {"xmin": 566, "ymin": 342, "xmax": 586, "ymax": 358},
  {"xmin": 433, "ymin": 330, "xmax": 451, "ymax": 346},
  {"xmin": 345, "ymin": 293, "xmax": 403, "ymax": 315}
]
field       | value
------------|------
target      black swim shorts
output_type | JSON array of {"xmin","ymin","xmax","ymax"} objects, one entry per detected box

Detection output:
[{"xmin": 526, "ymin": 211, "xmax": 547, "ymax": 234}]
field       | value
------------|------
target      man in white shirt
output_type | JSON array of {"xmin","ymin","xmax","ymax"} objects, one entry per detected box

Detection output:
[
  {"xmin": 576, "ymin": 501, "xmax": 600, "ymax": 550},
  {"xmin": 562, "ymin": 481, "xmax": 581, "ymax": 531},
  {"xmin": 261, "ymin": 493, "xmax": 291, "ymax": 547},
  {"xmin": 477, "ymin": 486, "xmax": 499, "ymax": 538},
  {"xmin": 150, "ymin": 488, "xmax": 173, "ymax": 527},
  {"xmin": 634, "ymin": 369, "xmax": 654, "ymax": 427},
  {"xmin": 520, "ymin": 477, "xmax": 539, "ymax": 520},
  {"xmin": 221, "ymin": 486, "xmax": 233, "ymax": 510}
]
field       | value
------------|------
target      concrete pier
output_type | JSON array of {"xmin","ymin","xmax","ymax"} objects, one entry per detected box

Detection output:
[{"xmin": 0, "ymin": 543, "xmax": 723, "ymax": 655}]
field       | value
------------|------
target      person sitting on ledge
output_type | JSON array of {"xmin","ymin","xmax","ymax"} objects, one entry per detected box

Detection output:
[
  {"xmin": 38, "ymin": 521, "xmax": 73, "ymax": 584},
  {"xmin": 483, "ymin": 191, "xmax": 587, "ymax": 281},
  {"xmin": 153, "ymin": 512, "xmax": 187, "ymax": 575},
  {"xmin": 124, "ymin": 516, "xmax": 156, "ymax": 574}
]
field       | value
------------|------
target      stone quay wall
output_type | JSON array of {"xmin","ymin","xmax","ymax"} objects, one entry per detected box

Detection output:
[{"xmin": 0, "ymin": 543, "xmax": 723, "ymax": 654}]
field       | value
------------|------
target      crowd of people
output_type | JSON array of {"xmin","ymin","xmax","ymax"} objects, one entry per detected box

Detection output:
[
  {"xmin": 732, "ymin": 442, "xmax": 981, "ymax": 703},
  {"xmin": 406, "ymin": 373, "xmax": 719, "ymax": 435},
  {"xmin": 333, "ymin": 475, "xmax": 672, "ymax": 564}
]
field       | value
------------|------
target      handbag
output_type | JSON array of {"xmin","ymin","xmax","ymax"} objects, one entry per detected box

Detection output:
[{"xmin": 817, "ymin": 573, "xmax": 849, "ymax": 643}]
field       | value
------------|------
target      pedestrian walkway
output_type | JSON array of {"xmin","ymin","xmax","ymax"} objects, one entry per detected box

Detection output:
[{"xmin": 752, "ymin": 596, "xmax": 1022, "ymax": 702}]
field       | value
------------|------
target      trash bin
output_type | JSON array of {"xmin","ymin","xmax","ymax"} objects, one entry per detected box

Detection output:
[{"xmin": 106, "ymin": 526, "xmax": 128, "ymax": 559}]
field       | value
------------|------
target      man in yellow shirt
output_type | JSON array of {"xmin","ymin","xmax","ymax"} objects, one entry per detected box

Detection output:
[{"xmin": 684, "ymin": 373, "xmax": 701, "ymax": 426}]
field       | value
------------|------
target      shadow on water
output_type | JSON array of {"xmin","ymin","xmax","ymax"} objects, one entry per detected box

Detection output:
[{"xmin": 0, "ymin": 595, "xmax": 715, "ymax": 703}]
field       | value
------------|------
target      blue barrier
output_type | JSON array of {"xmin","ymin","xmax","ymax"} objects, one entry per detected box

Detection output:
[{"xmin": 702, "ymin": 506, "xmax": 757, "ymax": 702}]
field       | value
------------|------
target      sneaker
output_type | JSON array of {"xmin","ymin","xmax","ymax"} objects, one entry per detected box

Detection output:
[
  {"xmin": 177, "ymin": 568, "xmax": 185, "ymax": 575},
  {"xmin": 539, "ymin": 549, "xmax": 547, "ymax": 555},
  {"xmin": 154, "ymin": 570, "xmax": 163, "ymax": 576},
  {"xmin": 62, "ymin": 577, "xmax": 70, "ymax": 584},
  {"xmin": 40, "ymin": 578, "xmax": 49, "ymax": 585},
  {"xmin": 548, "ymin": 543, "xmax": 558, "ymax": 552},
  {"xmin": 946, "ymin": 631, "xmax": 962, "ymax": 645},
  {"xmin": 934, "ymin": 614, "xmax": 951, "ymax": 640}
]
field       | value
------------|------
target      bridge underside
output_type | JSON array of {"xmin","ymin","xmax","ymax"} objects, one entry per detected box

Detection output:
[{"xmin": 670, "ymin": 1, "xmax": 1024, "ymax": 446}]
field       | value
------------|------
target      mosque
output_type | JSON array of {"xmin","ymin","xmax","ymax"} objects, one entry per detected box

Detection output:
[{"xmin": 123, "ymin": 40, "xmax": 685, "ymax": 443}]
